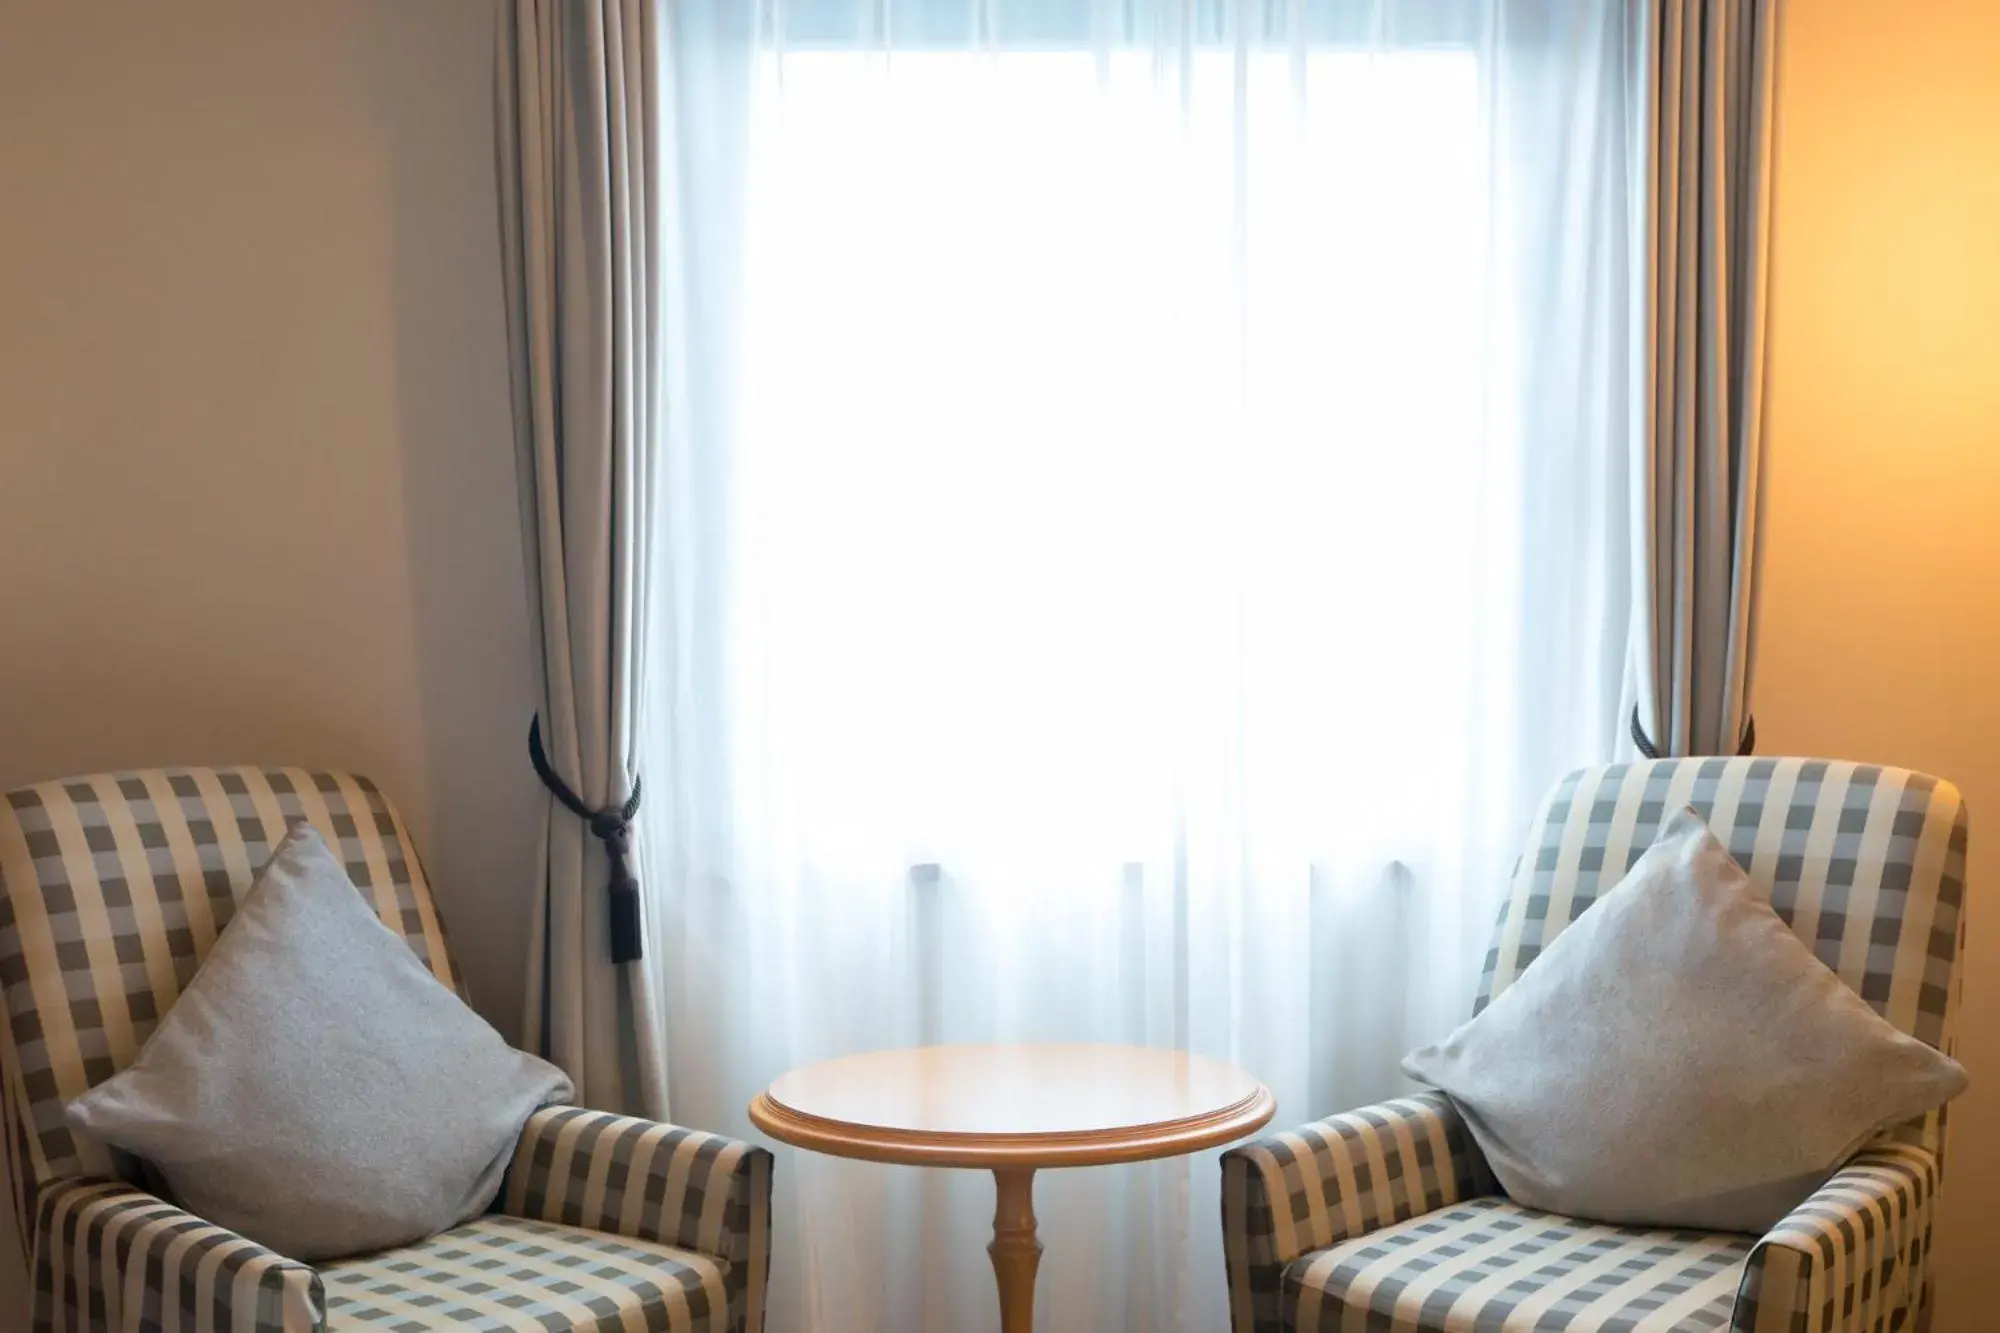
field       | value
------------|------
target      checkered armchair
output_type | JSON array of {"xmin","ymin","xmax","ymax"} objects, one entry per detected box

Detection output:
[
  {"xmin": 1223, "ymin": 758, "xmax": 1967, "ymax": 1333},
  {"xmin": 0, "ymin": 767, "xmax": 772, "ymax": 1333}
]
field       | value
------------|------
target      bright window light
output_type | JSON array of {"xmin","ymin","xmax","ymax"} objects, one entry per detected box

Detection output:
[{"xmin": 733, "ymin": 49, "xmax": 1500, "ymax": 883}]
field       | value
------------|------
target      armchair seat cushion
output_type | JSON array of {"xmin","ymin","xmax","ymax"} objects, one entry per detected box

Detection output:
[
  {"xmin": 321, "ymin": 1214, "xmax": 731, "ymax": 1332},
  {"xmin": 1284, "ymin": 1197, "xmax": 1750, "ymax": 1333}
]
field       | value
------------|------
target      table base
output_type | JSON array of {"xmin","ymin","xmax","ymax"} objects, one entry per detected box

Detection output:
[{"xmin": 988, "ymin": 1168, "xmax": 1043, "ymax": 1333}]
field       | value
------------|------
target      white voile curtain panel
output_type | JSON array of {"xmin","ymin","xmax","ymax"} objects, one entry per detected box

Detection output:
[{"xmin": 638, "ymin": 2, "xmax": 1642, "ymax": 1329}]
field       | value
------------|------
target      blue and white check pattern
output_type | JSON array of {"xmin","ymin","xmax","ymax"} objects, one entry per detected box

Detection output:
[
  {"xmin": 321, "ymin": 1214, "xmax": 730, "ymax": 1333},
  {"xmin": 1223, "ymin": 758, "xmax": 1968, "ymax": 1333},
  {"xmin": 0, "ymin": 767, "xmax": 773, "ymax": 1333}
]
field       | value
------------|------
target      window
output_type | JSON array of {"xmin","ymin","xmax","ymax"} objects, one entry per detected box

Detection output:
[
  {"xmin": 648, "ymin": 14, "xmax": 1639, "ymax": 1323},
  {"xmin": 731, "ymin": 47, "xmax": 1510, "ymax": 884}
]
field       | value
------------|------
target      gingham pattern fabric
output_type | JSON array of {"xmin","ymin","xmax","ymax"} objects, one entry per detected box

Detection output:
[
  {"xmin": 1478, "ymin": 759, "xmax": 1966, "ymax": 1153},
  {"xmin": 501, "ymin": 1106, "xmax": 773, "ymax": 1333},
  {"xmin": 30, "ymin": 1177, "xmax": 325, "ymax": 1332},
  {"xmin": 321, "ymin": 1214, "xmax": 730, "ymax": 1333},
  {"xmin": 0, "ymin": 767, "xmax": 459, "ymax": 1210},
  {"xmin": 1284, "ymin": 1196, "xmax": 1753, "ymax": 1333},
  {"xmin": 1224, "ymin": 758, "xmax": 1967, "ymax": 1333},
  {"xmin": 1222, "ymin": 1093, "xmax": 1496, "ymax": 1333},
  {"xmin": 0, "ymin": 767, "xmax": 777, "ymax": 1333},
  {"xmin": 1734, "ymin": 1143, "xmax": 1938, "ymax": 1333}
]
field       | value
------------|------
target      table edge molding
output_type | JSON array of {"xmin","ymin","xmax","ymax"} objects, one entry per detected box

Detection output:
[{"xmin": 747, "ymin": 1083, "xmax": 1278, "ymax": 1168}]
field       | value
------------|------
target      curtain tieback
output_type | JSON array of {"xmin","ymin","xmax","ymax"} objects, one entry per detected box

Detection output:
[
  {"xmin": 528, "ymin": 716, "xmax": 644, "ymax": 964},
  {"xmin": 1629, "ymin": 705, "xmax": 1757, "ymax": 760}
]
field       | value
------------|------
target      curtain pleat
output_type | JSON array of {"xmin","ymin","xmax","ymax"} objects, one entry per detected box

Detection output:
[
  {"xmin": 643, "ymin": 4, "xmax": 1643, "ymax": 1328},
  {"xmin": 1632, "ymin": 0, "xmax": 1781, "ymax": 759},
  {"xmin": 494, "ymin": 0, "xmax": 669, "ymax": 1118}
]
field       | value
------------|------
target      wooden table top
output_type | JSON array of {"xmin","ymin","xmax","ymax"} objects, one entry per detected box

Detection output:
[{"xmin": 748, "ymin": 1043, "xmax": 1276, "ymax": 1168}]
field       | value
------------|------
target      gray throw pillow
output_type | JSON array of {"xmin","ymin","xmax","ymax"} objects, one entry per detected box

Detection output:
[
  {"xmin": 1403, "ymin": 807, "xmax": 1966, "ymax": 1233},
  {"xmin": 66, "ymin": 822, "xmax": 572, "ymax": 1261}
]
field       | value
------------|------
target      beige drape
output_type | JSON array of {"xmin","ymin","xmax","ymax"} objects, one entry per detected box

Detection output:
[
  {"xmin": 494, "ymin": 0, "xmax": 667, "ymax": 1116},
  {"xmin": 1632, "ymin": 0, "xmax": 1782, "ymax": 758}
]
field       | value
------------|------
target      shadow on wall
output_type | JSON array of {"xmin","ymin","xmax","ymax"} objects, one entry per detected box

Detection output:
[
  {"xmin": 352, "ymin": 3, "xmax": 543, "ymax": 1044},
  {"xmin": 0, "ymin": 0, "xmax": 541, "ymax": 1039}
]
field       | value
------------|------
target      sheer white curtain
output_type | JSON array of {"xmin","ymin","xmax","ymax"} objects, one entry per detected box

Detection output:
[{"xmin": 640, "ymin": 3, "xmax": 1640, "ymax": 1330}]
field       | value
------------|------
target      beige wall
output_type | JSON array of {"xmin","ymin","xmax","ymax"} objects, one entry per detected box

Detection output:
[
  {"xmin": 5, "ymin": 0, "xmax": 2000, "ymax": 1326},
  {"xmin": 1759, "ymin": 1, "xmax": 2000, "ymax": 1329},
  {"xmin": 0, "ymin": 0, "xmax": 538, "ymax": 1315}
]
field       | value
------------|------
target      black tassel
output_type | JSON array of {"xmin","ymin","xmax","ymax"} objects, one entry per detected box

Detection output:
[
  {"xmin": 1629, "ymin": 704, "xmax": 1662, "ymax": 759},
  {"xmin": 530, "ymin": 716, "xmax": 645, "ymax": 964},
  {"xmin": 607, "ymin": 878, "xmax": 643, "ymax": 966}
]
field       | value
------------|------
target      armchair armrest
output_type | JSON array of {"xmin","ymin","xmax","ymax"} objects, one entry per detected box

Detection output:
[
  {"xmin": 1221, "ymin": 1091, "xmax": 1494, "ymax": 1333},
  {"xmin": 31, "ymin": 1178, "xmax": 325, "ymax": 1332},
  {"xmin": 1733, "ymin": 1142, "xmax": 1938, "ymax": 1333},
  {"xmin": 499, "ymin": 1105, "xmax": 773, "ymax": 1331}
]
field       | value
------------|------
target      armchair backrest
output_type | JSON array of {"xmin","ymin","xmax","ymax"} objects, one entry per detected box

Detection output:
[
  {"xmin": 0, "ymin": 768, "xmax": 461, "ymax": 1216},
  {"xmin": 1478, "ymin": 757, "xmax": 1967, "ymax": 1151}
]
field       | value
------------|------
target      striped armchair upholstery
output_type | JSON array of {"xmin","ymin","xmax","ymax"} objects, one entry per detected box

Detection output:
[
  {"xmin": 1223, "ymin": 758, "xmax": 1967, "ymax": 1333},
  {"xmin": 0, "ymin": 767, "xmax": 773, "ymax": 1333}
]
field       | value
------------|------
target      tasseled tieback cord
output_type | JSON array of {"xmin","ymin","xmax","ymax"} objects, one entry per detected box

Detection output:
[
  {"xmin": 1629, "ymin": 706, "xmax": 1757, "ymax": 760},
  {"xmin": 528, "ymin": 716, "xmax": 644, "ymax": 963}
]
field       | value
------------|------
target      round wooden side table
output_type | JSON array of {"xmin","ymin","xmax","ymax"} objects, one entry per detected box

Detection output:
[{"xmin": 748, "ymin": 1043, "xmax": 1276, "ymax": 1333}]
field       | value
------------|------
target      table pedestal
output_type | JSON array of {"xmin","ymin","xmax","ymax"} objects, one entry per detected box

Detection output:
[
  {"xmin": 988, "ymin": 1168, "xmax": 1042, "ymax": 1333},
  {"xmin": 748, "ymin": 1045, "xmax": 1275, "ymax": 1333}
]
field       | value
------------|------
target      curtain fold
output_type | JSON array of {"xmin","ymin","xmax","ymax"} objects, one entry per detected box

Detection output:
[
  {"xmin": 641, "ymin": 3, "xmax": 1642, "ymax": 1329},
  {"xmin": 494, "ymin": 0, "xmax": 669, "ymax": 1118},
  {"xmin": 1630, "ymin": 0, "xmax": 1782, "ymax": 759}
]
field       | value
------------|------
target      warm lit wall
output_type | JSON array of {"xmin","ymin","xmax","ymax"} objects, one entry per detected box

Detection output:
[
  {"xmin": 4, "ymin": 0, "xmax": 1998, "ymax": 1326},
  {"xmin": 1758, "ymin": 1, "xmax": 2000, "ymax": 1329},
  {"xmin": 0, "ymin": 0, "xmax": 538, "ymax": 1316}
]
